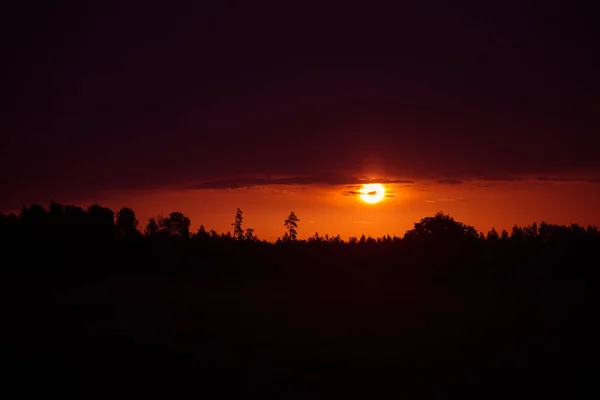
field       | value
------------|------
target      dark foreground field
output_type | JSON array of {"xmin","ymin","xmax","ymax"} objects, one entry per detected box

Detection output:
[{"xmin": 5, "ymin": 237, "xmax": 593, "ymax": 399}]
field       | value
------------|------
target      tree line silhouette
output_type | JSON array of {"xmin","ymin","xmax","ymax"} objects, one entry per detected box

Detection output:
[
  {"xmin": 2, "ymin": 201, "xmax": 598, "ymax": 246},
  {"xmin": 4, "ymin": 200, "xmax": 595, "ymax": 397}
]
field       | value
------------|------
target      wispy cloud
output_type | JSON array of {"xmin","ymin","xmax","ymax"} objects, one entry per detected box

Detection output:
[
  {"xmin": 189, "ymin": 174, "xmax": 600, "ymax": 192},
  {"xmin": 535, "ymin": 177, "xmax": 600, "ymax": 183},
  {"xmin": 191, "ymin": 175, "xmax": 414, "ymax": 190},
  {"xmin": 470, "ymin": 176, "xmax": 600, "ymax": 185},
  {"xmin": 342, "ymin": 185, "xmax": 399, "ymax": 198},
  {"xmin": 436, "ymin": 179, "xmax": 464, "ymax": 185},
  {"xmin": 476, "ymin": 175, "xmax": 523, "ymax": 182}
]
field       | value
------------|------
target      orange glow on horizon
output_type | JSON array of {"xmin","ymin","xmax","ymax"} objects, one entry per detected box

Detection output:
[{"xmin": 70, "ymin": 178, "xmax": 600, "ymax": 242}]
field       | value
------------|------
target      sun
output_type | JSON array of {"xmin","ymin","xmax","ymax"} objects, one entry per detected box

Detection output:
[{"xmin": 359, "ymin": 183, "xmax": 385, "ymax": 204}]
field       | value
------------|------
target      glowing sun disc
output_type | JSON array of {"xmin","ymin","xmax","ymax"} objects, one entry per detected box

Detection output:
[{"xmin": 359, "ymin": 183, "xmax": 385, "ymax": 204}]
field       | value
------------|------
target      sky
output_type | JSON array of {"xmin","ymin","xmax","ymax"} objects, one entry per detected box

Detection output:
[{"xmin": 1, "ymin": 1, "xmax": 599, "ymax": 240}]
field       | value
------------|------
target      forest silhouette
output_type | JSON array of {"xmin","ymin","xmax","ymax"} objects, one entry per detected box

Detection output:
[{"xmin": 3, "ymin": 201, "xmax": 595, "ymax": 398}]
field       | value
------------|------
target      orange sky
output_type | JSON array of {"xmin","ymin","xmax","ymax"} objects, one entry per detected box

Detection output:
[
  {"xmin": 3, "ymin": 2, "xmax": 599, "ymax": 244},
  {"xmin": 78, "ymin": 178, "xmax": 600, "ymax": 242}
]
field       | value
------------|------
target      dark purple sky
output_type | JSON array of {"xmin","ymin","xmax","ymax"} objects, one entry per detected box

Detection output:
[{"xmin": 2, "ymin": 0, "xmax": 598, "ymax": 210}]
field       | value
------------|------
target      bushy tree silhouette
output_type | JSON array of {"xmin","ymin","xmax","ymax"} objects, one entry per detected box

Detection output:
[
  {"xmin": 86, "ymin": 205, "xmax": 115, "ymax": 238},
  {"xmin": 48, "ymin": 200, "xmax": 64, "ymax": 221},
  {"xmin": 158, "ymin": 212, "xmax": 191, "ymax": 238},
  {"xmin": 403, "ymin": 212, "xmax": 479, "ymax": 243},
  {"xmin": 19, "ymin": 204, "xmax": 47, "ymax": 237},
  {"xmin": 115, "ymin": 207, "xmax": 139, "ymax": 237},
  {"xmin": 144, "ymin": 217, "xmax": 160, "ymax": 237}
]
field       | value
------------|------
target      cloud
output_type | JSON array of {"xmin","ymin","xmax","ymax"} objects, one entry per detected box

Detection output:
[
  {"xmin": 476, "ymin": 176, "xmax": 523, "ymax": 182},
  {"xmin": 535, "ymin": 177, "xmax": 600, "ymax": 184},
  {"xmin": 244, "ymin": 186, "xmax": 299, "ymax": 195},
  {"xmin": 2, "ymin": 3, "xmax": 598, "ymax": 214},
  {"xmin": 368, "ymin": 178, "xmax": 415, "ymax": 184},
  {"xmin": 192, "ymin": 175, "xmax": 415, "ymax": 190},
  {"xmin": 436, "ymin": 179, "xmax": 464, "ymax": 185},
  {"xmin": 469, "ymin": 176, "xmax": 600, "ymax": 185},
  {"xmin": 189, "ymin": 177, "xmax": 269, "ymax": 189},
  {"xmin": 190, "ymin": 177, "xmax": 410, "ymax": 198}
]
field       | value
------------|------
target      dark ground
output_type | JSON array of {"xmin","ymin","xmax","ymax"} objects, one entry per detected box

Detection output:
[{"xmin": 4, "ymin": 240, "xmax": 594, "ymax": 398}]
